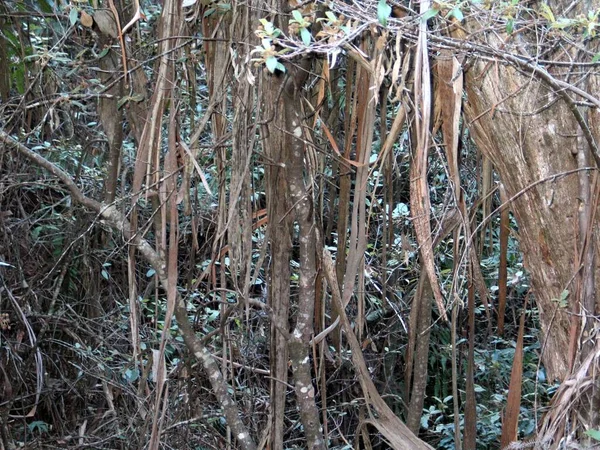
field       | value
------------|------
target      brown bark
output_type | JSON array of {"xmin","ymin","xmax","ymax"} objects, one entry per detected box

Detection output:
[
  {"xmin": 405, "ymin": 268, "xmax": 433, "ymax": 433},
  {"xmin": 96, "ymin": 43, "xmax": 123, "ymax": 205},
  {"xmin": 286, "ymin": 93, "xmax": 326, "ymax": 450},
  {"xmin": 464, "ymin": 64, "xmax": 576, "ymax": 381},
  {"xmin": 459, "ymin": 0, "xmax": 600, "ymax": 388},
  {"xmin": 261, "ymin": 72, "xmax": 293, "ymax": 450}
]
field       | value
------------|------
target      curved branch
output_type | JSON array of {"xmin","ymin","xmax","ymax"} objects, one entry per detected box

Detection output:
[{"xmin": 0, "ymin": 131, "xmax": 258, "ymax": 450}]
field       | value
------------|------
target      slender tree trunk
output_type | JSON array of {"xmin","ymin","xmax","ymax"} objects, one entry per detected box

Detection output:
[{"xmin": 261, "ymin": 72, "xmax": 293, "ymax": 450}]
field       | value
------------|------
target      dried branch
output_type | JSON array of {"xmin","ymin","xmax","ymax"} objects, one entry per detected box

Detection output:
[{"xmin": 0, "ymin": 131, "xmax": 258, "ymax": 450}]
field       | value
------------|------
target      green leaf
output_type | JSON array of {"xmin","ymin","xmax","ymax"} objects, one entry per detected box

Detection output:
[
  {"xmin": 592, "ymin": 53, "xmax": 600, "ymax": 63},
  {"xmin": 377, "ymin": 0, "xmax": 391, "ymax": 26},
  {"xmin": 559, "ymin": 289, "xmax": 569, "ymax": 307},
  {"xmin": 130, "ymin": 93, "xmax": 145, "ymax": 103},
  {"xmin": 292, "ymin": 10, "xmax": 304, "ymax": 22},
  {"xmin": 422, "ymin": 7, "xmax": 439, "ymax": 22},
  {"xmin": 69, "ymin": 7, "xmax": 78, "ymax": 26},
  {"xmin": 14, "ymin": 64, "xmax": 25, "ymax": 94},
  {"xmin": 449, "ymin": 7, "xmax": 464, "ymax": 21},
  {"xmin": 124, "ymin": 368, "xmax": 139, "ymax": 383},
  {"xmin": 146, "ymin": 268, "xmax": 156, "ymax": 278},
  {"xmin": 275, "ymin": 62, "xmax": 286, "ymax": 72},
  {"xmin": 117, "ymin": 96, "xmax": 130, "ymax": 110},
  {"xmin": 2, "ymin": 28, "xmax": 20, "ymax": 50},
  {"xmin": 28, "ymin": 421, "xmax": 49, "ymax": 434},
  {"xmin": 552, "ymin": 18, "xmax": 575, "ymax": 29},
  {"xmin": 300, "ymin": 27, "xmax": 311, "ymax": 46},
  {"xmin": 585, "ymin": 429, "xmax": 600, "ymax": 441},
  {"xmin": 37, "ymin": 0, "xmax": 54, "ymax": 14},
  {"xmin": 97, "ymin": 47, "xmax": 110, "ymax": 58},
  {"xmin": 101, "ymin": 269, "xmax": 109, "ymax": 280},
  {"xmin": 506, "ymin": 18, "xmax": 514, "ymax": 34},
  {"xmin": 265, "ymin": 55, "xmax": 278, "ymax": 73},
  {"xmin": 261, "ymin": 38, "xmax": 272, "ymax": 50},
  {"xmin": 539, "ymin": 3, "xmax": 555, "ymax": 23}
]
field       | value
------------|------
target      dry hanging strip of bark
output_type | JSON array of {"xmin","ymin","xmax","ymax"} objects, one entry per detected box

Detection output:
[
  {"xmin": 500, "ymin": 299, "xmax": 527, "ymax": 449},
  {"xmin": 1, "ymin": 132, "xmax": 258, "ymax": 450},
  {"xmin": 411, "ymin": 0, "xmax": 448, "ymax": 322},
  {"xmin": 148, "ymin": 97, "xmax": 180, "ymax": 450},
  {"xmin": 405, "ymin": 207, "xmax": 461, "ymax": 434},
  {"xmin": 322, "ymin": 248, "xmax": 434, "ymax": 450},
  {"xmin": 434, "ymin": 49, "xmax": 491, "ymax": 319},
  {"xmin": 536, "ymin": 340, "xmax": 600, "ymax": 447}
]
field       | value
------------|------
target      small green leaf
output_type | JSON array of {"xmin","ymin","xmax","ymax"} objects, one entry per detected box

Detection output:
[
  {"xmin": 377, "ymin": 0, "xmax": 392, "ymax": 26},
  {"xmin": 37, "ymin": 0, "xmax": 54, "ymax": 14},
  {"xmin": 275, "ymin": 62, "xmax": 286, "ymax": 72},
  {"xmin": 3, "ymin": 29, "xmax": 20, "ymax": 50},
  {"xmin": 292, "ymin": 10, "xmax": 304, "ymax": 22},
  {"xmin": 422, "ymin": 7, "xmax": 439, "ymax": 22},
  {"xmin": 551, "ymin": 18, "xmax": 575, "ymax": 29},
  {"xmin": 124, "ymin": 368, "xmax": 139, "ymax": 383},
  {"xmin": 539, "ymin": 3, "xmax": 555, "ymax": 23},
  {"xmin": 261, "ymin": 38, "xmax": 272, "ymax": 50},
  {"xmin": 585, "ymin": 429, "xmax": 600, "ymax": 441},
  {"xmin": 130, "ymin": 93, "xmax": 145, "ymax": 103},
  {"xmin": 559, "ymin": 289, "xmax": 569, "ymax": 307},
  {"xmin": 146, "ymin": 268, "xmax": 156, "ymax": 278},
  {"xmin": 592, "ymin": 53, "xmax": 600, "ymax": 63},
  {"xmin": 265, "ymin": 56, "xmax": 278, "ymax": 73},
  {"xmin": 97, "ymin": 47, "xmax": 110, "ymax": 58},
  {"xmin": 300, "ymin": 27, "xmax": 311, "ymax": 46},
  {"xmin": 449, "ymin": 7, "xmax": 464, "ymax": 21},
  {"xmin": 101, "ymin": 269, "xmax": 109, "ymax": 280},
  {"xmin": 506, "ymin": 18, "xmax": 514, "ymax": 34},
  {"xmin": 28, "ymin": 421, "xmax": 49, "ymax": 434},
  {"xmin": 14, "ymin": 64, "xmax": 25, "ymax": 94},
  {"xmin": 117, "ymin": 96, "xmax": 130, "ymax": 110},
  {"xmin": 69, "ymin": 7, "xmax": 78, "ymax": 26}
]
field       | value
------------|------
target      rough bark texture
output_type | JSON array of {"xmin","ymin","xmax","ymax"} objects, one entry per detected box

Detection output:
[
  {"xmin": 261, "ymin": 73, "xmax": 293, "ymax": 450},
  {"xmin": 458, "ymin": 0, "xmax": 600, "ymax": 389},
  {"xmin": 286, "ymin": 97, "xmax": 325, "ymax": 449},
  {"xmin": 464, "ymin": 65, "xmax": 577, "ymax": 381}
]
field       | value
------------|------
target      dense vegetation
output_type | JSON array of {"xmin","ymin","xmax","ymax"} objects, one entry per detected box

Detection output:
[{"xmin": 1, "ymin": 0, "xmax": 599, "ymax": 449}]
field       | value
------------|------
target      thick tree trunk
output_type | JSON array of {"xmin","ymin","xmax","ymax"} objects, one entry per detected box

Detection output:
[
  {"xmin": 460, "ymin": 0, "xmax": 600, "ymax": 388},
  {"xmin": 464, "ymin": 62, "xmax": 577, "ymax": 381}
]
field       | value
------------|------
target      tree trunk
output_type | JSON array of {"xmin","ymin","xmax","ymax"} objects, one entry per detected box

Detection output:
[{"xmin": 465, "ymin": 61, "xmax": 578, "ymax": 381}]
